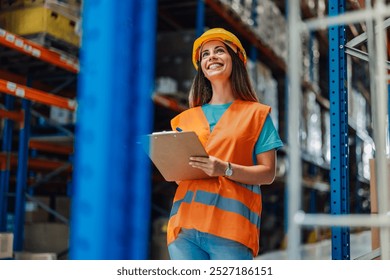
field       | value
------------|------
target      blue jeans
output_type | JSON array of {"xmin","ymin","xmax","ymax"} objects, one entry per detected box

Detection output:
[{"xmin": 168, "ymin": 228, "xmax": 253, "ymax": 260}]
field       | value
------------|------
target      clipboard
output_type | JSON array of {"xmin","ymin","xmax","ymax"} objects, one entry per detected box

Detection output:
[{"xmin": 141, "ymin": 131, "xmax": 209, "ymax": 181}]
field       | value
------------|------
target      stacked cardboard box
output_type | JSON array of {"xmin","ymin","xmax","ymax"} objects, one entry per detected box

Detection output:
[
  {"xmin": 23, "ymin": 222, "xmax": 69, "ymax": 258},
  {"xmin": 0, "ymin": 232, "xmax": 13, "ymax": 259},
  {"xmin": 0, "ymin": 0, "xmax": 81, "ymax": 52}
]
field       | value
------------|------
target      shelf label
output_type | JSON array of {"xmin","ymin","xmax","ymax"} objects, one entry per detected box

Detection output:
[
  {"xmin": 15, "ymin": 88, "xmax": 25, "ymax": 98},
  {"xmin": 32, "ymin": 48, "xmax": 41, "ymax": 58},
  {"xmin": 5, "ymin": 33, "xmax": 15, "ymax": 43},
  {"xmin": 68, "ymin": 100, "xmax": 77, "ymax": 109},
  {"xmin": 15, "ymin": 39, "xmax": 24, "ymax": 48},
  {"xmin": 23, "ymin": 44, "xmax": 33, "ymax": 53},
  {"xmin": 6, "ymin": 82, "xmax": 16, "ymax": 92}
]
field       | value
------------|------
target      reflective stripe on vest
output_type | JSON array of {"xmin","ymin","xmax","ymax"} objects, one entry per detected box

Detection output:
[
  {"xmin": 170, "ymin": 187, "xmax": 261, "ymax": 229},
  {"xmin": 194, "ymin": 190, "xmax": 261, "ymax": 228},
  {"xmin": 170, "ymin": 191, "xmax": 194, "ymax": 217}
]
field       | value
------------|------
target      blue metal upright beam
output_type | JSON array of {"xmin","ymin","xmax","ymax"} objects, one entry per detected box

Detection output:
[
  {"xmin": 0, "ymin": 95, "xmax": 15, "ymax": 231},
  {"xmin": 328, "ymin": 0, "xmax": 350, "ymax": 260},
  {"xmin": 196, "ymin": 0, "xmax": 205, "ymax": 37},
  {"xmin": 70, "ymin": 0, "xmax": 156, "ymax": 259},
  {"xmin": 13, "ymin": 99, "xmax": 31, "ymax": 251}
]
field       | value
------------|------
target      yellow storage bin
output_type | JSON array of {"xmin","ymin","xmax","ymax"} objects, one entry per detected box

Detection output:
[
  {"xmin": 0, "ymin": 6, "xmax": 80, "ymax": 47},
  {"xmin": 0, "ymin": 0, "xmax": 81, "ymax": 20}
]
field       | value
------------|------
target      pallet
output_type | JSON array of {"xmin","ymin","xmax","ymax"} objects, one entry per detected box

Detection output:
[{"xmin": 25, "ymin": 32, "xmax": 79, "ymax": 56}]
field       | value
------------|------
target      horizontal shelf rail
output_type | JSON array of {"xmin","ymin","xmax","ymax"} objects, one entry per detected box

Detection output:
[
  {"xmin": 29, "ymin": 139, "xmax": 74, "ymax": 155},
  {"xmin": 153, "ymin": 94, "xmax": 187, "ymax": 112},
  {"xmin": 0, "ymin": 79, "xmax": 77, "ymax": 111},
  {"xmin": 0, "ymin": 152, "xmax": 72, "ymax": 172},
  {"xmin": 302, "ymin": 5, "xmax": 390, "ymax": 31},
  {"xmin": 295, "ymin": 211, "xmax": 390, "ymax": 228},
  {"xmin": 0, "ymin": 28, "xmax": 79, "ymax": 73}
]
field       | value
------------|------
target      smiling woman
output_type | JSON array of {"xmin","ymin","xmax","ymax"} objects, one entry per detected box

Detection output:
[
  {"xmin": 199, "ymin": 41, "xmax": 233, "ymax": 87},
  {"xmin": 189, "ymin": 28, "xmax": 258, "ymax": 107},
  {"xmin": 166, "ymin": 28, "xmax": 284, "ymax": 260}
]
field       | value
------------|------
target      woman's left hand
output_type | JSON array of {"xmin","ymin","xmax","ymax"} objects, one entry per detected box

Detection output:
[{"xmin": 189, "ymin": 156, "xmax": 226, "ymax": 177}]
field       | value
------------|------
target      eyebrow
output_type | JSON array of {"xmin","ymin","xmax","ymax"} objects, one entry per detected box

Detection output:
[{"xmin": 201, "ymin": 45, "xmax": 226, "ymax": 56}]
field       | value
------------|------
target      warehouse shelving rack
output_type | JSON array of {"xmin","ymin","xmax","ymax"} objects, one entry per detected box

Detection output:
[
  {"xmin": 287, "ymin": 0, "xmax": 390, "ymax": 260},
  {"xmin": 0, "ymin": 27, "xmax": 78, "ymax": 254}
]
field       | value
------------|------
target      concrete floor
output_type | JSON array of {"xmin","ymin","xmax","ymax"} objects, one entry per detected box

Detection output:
[{"xmin": 256, "ymin": 230, "xmax": 374, "ymax": 260}]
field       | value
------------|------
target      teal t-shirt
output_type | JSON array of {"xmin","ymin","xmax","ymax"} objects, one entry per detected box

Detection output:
[{"xmin": 201, "ymin": 102, "xmax": 283, "ymax": 159}]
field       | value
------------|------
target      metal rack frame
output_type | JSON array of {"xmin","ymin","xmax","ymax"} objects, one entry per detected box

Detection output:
[
  {"xmin": 0, "ymin": 28, "xmax": 78, "ymax": 252},
  {"xmin": 287, "ymin": 0, "xmax": 390, "ymax": 260}
]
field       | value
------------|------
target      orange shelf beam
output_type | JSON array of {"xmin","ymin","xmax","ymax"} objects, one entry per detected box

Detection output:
[
  {"xmin": 0, "ymin": 108, "xmax": 24, "ymax": 122},
  {"xmin": 0, "ymin": 152, "xmax": 72, "ymax": 172},
  {"xmin": 153, "ymin": 94, "xmax": 187, "ymax": 112},
  {"xmin": 29, "ymin": 139, "xmax": 74, "ymax": 155},
  {"xmin": 0, "ymin": 153, "xmax": 9, "ymax": 171},
  {"xmin": 0, "ymin": 79, "xmax": 77, "ymax": 111},
  {"xmin": 0, "ymin": 69, "xmax": 76, "ymax": 98},
  {"xmin": 28, "ymin": 157, "xmax": 72, "ymax": 171},
  {"xmin": 0, "ymin": 28, "xmax": 79, "ymax": 74}
]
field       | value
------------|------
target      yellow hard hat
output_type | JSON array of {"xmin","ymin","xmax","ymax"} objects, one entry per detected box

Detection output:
[{"xmin": 192, "ymin": 28, "xmax": 247, "ymax": 70}]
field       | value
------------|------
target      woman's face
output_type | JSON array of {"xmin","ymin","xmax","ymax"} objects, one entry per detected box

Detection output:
[{"xmin": 200, "ymin": 40, "xmax": 232, "ymax": 82}]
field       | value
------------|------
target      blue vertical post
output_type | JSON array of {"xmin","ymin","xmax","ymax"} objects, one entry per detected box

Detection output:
[
  {"xmin": 196, "ymin": 0, "xmax": 205, "ymax": 37},
  {"xmin": 70, "ymin": 0, "xmax": 156, "ymax": 259},
  {"xmin": 309, "ymin": 190, "xmax": 317, "ymax": 213},
  {"xmin": 328, "ymin": 0, "xmax": 350, "ymax": 260},
  {"xmin": 0, "ymin": 95, "xmax": 15, "ymax": 231},
  {"xmin": 13, "ymin": 98, "xmax": 31, "ymax": 251}
]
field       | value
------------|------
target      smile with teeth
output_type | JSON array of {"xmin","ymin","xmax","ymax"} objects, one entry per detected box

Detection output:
[{"xmin": 208, "ymin": 63, "xmax": 223, "ymax": 70}]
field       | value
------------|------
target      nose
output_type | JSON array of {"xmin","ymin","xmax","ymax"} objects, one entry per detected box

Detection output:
[{"xmin": 208, "ymin": 52, "xmax": 217, "ymax": 61}]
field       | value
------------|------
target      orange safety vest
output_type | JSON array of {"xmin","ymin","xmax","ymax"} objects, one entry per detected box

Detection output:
[{"xmin": 168, "ymin": 100, "xmax": 271, "ymax": 256}]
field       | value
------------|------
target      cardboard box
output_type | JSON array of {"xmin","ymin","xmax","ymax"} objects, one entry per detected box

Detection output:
[
  {"xmin": 14, "ymin": 251, "xmax": 56, "ymax": 260},
  {"xmin": 50, "ymin": 106, "xmax": 75, "ymax": 125},
  {"xmin": 0, "ymin": 232, "xmax": 14, "ymax": 259},
  {"xmin": 24, "ymin": 223, "xmax": 69, "ymax": 254}
]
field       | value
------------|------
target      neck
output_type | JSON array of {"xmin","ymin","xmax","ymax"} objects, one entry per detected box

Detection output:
[{"xmin": 209, "ymin": 80, "xmax": 235, "ymax": 104}]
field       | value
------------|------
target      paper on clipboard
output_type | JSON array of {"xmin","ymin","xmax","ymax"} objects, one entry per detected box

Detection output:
[{"xmin": 141, "ymin": 131, "xmax": 209, "ymax": 181}]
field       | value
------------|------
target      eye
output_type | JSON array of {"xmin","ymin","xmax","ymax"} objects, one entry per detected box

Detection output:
[
  {"xmin": 201, "ymin": 51, "xmax": 209, "ymax": 59},
  {"xmin": 216, "ymin": 48, "xmax": 225, "ymax": 53}
]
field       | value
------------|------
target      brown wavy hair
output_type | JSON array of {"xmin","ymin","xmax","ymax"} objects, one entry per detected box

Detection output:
[{"xmin": 189, "ymin": 43, "xmax": 258, "ymax": 108}]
